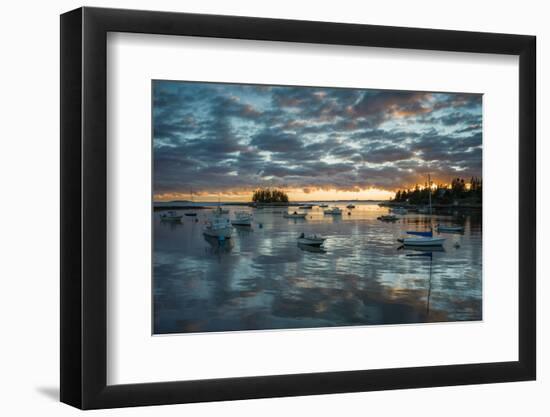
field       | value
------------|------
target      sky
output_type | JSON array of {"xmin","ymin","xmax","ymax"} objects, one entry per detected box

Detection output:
[{"xmin": 153, "ymin": 80, "xmax": 482, "ymax": 202}]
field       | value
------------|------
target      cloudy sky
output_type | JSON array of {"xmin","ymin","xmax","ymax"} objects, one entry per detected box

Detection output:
[{"xmin": 153, "ymin": 80, "xmax": 482, "ymax": 202}]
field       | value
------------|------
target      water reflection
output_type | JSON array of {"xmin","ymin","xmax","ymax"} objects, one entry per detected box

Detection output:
[{"xmin": 154, "ymin": 203, "xmax": 482, "ymax": 334}]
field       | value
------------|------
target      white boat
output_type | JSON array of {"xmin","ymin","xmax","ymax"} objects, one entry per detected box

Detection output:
[
  {"xmin": 324, "ymin": 207, "xmax": 342, "ymax": 215},
  {"xmin": 297, "ymin": 233, "xmax": 326, "ymax": 247},
  {"xmin": 284, "ymin": 211, "xmax": 307, "ymax": 219},
  {"xmin": 398, "ymin": 237, "xmax": 446, "ymax": 246},
  {"xmin": 203, "ymin": 214, "xmax": 233, "ymax": 239},
  {"xmin": 231, "ymin": 211, "xmax": 252, "ymax": 226},
  {"xmin": 160, "ymin": 211, "xmax": 183, "ymax": 221},
  {"xmin": 437, "ymin": 224, "xmax": 464, "ymax": 233}
]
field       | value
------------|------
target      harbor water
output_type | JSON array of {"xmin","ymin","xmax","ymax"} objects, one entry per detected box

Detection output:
[{"xmin": 153, "ymin": 202, "xmax": 482, "ymax": 334}]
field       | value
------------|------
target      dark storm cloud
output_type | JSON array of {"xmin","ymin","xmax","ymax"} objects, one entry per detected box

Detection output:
[{"xmin": 153, "ymin": 81, "xmax": 482, "ymax": 195}]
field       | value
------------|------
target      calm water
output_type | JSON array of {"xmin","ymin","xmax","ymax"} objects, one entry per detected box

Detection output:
[{"xmin": 153, "ymin": 203, "xmax": 482, "ymax": 334}]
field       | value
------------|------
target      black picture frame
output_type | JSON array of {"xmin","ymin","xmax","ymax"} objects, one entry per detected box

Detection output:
[{"xmin": 60, "ymin": 6, "xmax": 536, "ymax": 410}]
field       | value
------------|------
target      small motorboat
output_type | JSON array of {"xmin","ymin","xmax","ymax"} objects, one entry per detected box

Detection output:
[
  {"xmin": 301, "ymin": 204, "xmax": 314, "ymax": 209},
  {"xmin": 184, "ymin": 211, "xmax": 197, "ymax": 217},
  {"xmin": 297, "ymin": 233, "xmax": 326, "ymax": 247},
  {"xmin": 324, "ymin": 207, "xmax": 342, "ymax": 215},
  {"xmin": 346, "ymin": 204, "xmax": 356, "ymax": 209},
  {"xmin": 203, "ymin": 214, "xmax": 233, "ymax": 239},
  {"xmin": 319, "ymin": 203, "xmax": 329, "ymax": 208},
  {"xmin": 437, "ymin": 224, "xmax": 464, "ymax": 233},
  {"xmin": 284, "ymin": 211, "xmax": 307, "ymax": 219},
  {"xmin": 231, "ymin": 211, "xmax": 252, "ymax": 226},
  {"xmin": 160, "ymin": 211, "xmax": 183, "ymax": 222},
  {"xmin": 377, "ymin": 214, "xmax": 398, "ymax": 221}
]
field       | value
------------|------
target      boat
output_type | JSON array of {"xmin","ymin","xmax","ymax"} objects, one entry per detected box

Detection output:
[
  {"xmin": 297, "ymin": 233, "xmax": 326, "ymax": 247},
  {"xmin": 324, "ymin": 207, "xmax": 342, "ymax": 215},
  {"xmin": 160, "ymin": 211, "xmax": 183, "ymax": 222},
  {"xmin": 346, "ymin": 203, "xmax": 356, "ymax": 209},
  {"xmin": 231, "ymin": 211, "xmax": 253, "ymax": 226},
  {"xmin": 284, "ymin": 211, "xmax": 307, "ymax": 219},
  {"xmin": 390, "ymin": 207, "xmax": 408, "ymax": 215},
  {"xmin": 319, "ymin": 203, "xmax": 329, "ymax": 208},
  {"xmin": 399, "ymin": 174, "xmax": 445, "ymax": 247},
  {"xmin": 398, "ymin": 237, "xmax": 446, "ymax": 246},
  {"xmin": 301, "ymin": 204, "xmax": 314, "ymax": 209},
  {"xmin": 298, "ymin": 243, "xmax": 327, "ymax": 253},
  {"xmin": 437, "ymin": 224, "xmax": 464, "ymax": 233},
  {"xmin": 377, "ymin": 214, "xmax": 398, "ymax": 222},
  {"xmin": 212, "ymin": 206, "xmax": 229, "ymax": 215},
  {"xmin": 203, "ymin": 212, "xmax": 233, "ymax": 239}
]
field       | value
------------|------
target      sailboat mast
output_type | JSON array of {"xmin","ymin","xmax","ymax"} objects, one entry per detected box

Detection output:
[{"xmin": 428, "ymin": 174, "xmax": 432, "ymax": 215}]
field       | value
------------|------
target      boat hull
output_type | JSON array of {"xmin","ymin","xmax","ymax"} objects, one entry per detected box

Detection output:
[
  {"xmin": 297, "ymin": 238, "xmax": 325, "ymax": 246},
  {"xmin": 398, "ymin": 237, "xmax": 445, "ymax": 246},
  {"xmin": 437, "ymin": 226, "xmax": 464, "ymax": 232},
  {"xmin": 203, "ymin": 227, "xmax": 233, "ymax": 239},
  {"xmin": 160, "ymin": 216, "xmax": 183, "ymax": 221},
  {"xmin": 231, "ymin": 220, "xmax": 251, "ymax": 226}
]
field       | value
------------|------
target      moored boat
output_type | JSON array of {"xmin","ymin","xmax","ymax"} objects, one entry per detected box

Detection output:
[
  {"xmin": 324, "ymin": 207, "xmax": 342, "ymax": 215},
  {"xmin": 437, "ymin": 224, "xmax": 464, "ymax": 233},
  {"xmin": 231, "ymin": 211, "xmax": 253, "ymax": 226},
  {"xmin": 297, "ymin": 233, "xmax": 326, "ymax": 247},
  {"xmin": 346, "ymin": 203, "xmax": 356, "ymax": 209},
  {"xmin": 284, "ymin": 211, "xmax": 307, "ymax": 219},
  {"xmin": 397, "ymin": 236, "xmax": 446, "ymax": 246},
  {"xmin": 390, "ymin": 207, "xmax": 408, "ymax": 215},
  {"xmin": 203, "ymin": 213, "xmax": 233, "ymax": 239},
  {"xmin": 160, "ymin": 211, "xmax": 183, "ymax": 222},
  {"xmin": 378, "ymin": 214, "xmax": 398, "ymax": 221}
]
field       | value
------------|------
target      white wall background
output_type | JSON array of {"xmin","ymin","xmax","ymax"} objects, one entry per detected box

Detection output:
[{"xmin": 0, "ymin": 0, "xmax": 545, "ymax": 415}]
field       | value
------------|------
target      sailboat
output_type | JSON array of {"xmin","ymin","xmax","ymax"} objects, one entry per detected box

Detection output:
[
  {"xmin": 398, "ymin": 174, "xmax": 446, "ymax": 246},
  {"xmin": 184, "ymin": 187, "xmax": 197, "ymax": 217}
]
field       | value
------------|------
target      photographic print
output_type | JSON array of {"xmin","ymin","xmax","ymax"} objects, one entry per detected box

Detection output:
[{"xmin": 153, "ymin": 80, "xmax": 482, "ymax": 335}]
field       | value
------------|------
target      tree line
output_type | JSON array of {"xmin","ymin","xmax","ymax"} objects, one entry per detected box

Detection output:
[
  {"xmin": 392, "ymin": 177, "xmax": 482, "ymax": 205},
  {"xmin": 252, "ymin": 188, "xmax": 289, "ymax": 203}
]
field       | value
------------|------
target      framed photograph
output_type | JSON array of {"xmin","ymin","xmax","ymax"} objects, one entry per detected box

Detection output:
[{"xmin": 60, "ymin": 7, "xmax": 536, "ymax": 409}]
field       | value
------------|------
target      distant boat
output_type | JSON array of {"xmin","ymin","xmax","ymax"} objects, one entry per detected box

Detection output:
[
  {"xmin": 391, "ymin": 207, "xmax": 408, "ymax": 215},
  {"xmin": 346, "ymin": 204, "xmax": 356, "ymax": 209},
  {"xmin": 213, "ymin": 206, "xmax": 229, "ymax": 215},
  {"xmin": 378, "ymin": 214, "xmax": 398, "ymax": 222},
  {"xmin": 324, "ymin": 207, "xmax": 342, "ymax": 215},
  {"xmin": 160, "ymin": 211, "xmax": 183, "ymax": 222},
  {"xmin": 203, "ymin": 211, "xmax": 233, "ymax": 239},
  {"xmin": 319, "ymin": 203, "xmax": 329, "ymax": 208},
  {"xmin": 398, "ymin": 236, "xmax": 446, "ymax": 246},
  {"xmin": 231, "ymin": 211, "xmax": 252, "ymax": 226},
  {"xmin": 284, "ymin": 211, "xmax": 307, "ymax": 219},
  {"xmin": 437, "ymin": 224, "xmax": 464, "ymax": 233},
  {"xmin": 301, "ymin": 204, "xmax": 314, "ymax": 209},
  {"xmin": 297, "ymin": 233, "xmax": 326, "ymax": 247}
]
